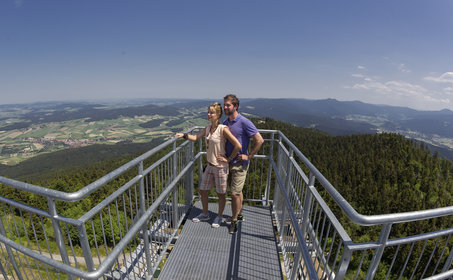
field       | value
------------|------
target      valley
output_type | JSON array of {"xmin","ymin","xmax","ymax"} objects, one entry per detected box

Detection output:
[
  {"xmin": 0, "ymin": 101, "xmax": 209, "ymax": 165},
  {"xmin": 2, "ymin": 98, "xmax": 453, "ymax": 166}
]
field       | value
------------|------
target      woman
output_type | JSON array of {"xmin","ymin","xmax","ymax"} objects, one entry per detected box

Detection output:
[{"xmin": 176, "ymin": 102, "xmax": 241, "ymax": 228}]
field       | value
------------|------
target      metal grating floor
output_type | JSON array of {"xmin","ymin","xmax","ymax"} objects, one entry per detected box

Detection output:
[{"xmin": 158, "ymin": 201, "xmax": 283, "ymax": 280}]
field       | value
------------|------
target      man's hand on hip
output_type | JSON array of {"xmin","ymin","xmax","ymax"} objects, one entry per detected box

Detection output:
[{"xmin": 237, "ymin": 154, "xmax": 249, "ymax": 161}]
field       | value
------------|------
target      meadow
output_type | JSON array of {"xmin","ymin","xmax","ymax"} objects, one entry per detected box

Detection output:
[{"xmin": 0, "ymin": 103, "xmax": 209, "ymax": 165}]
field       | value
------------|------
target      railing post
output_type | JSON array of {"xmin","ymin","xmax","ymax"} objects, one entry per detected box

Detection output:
[
  {"xmin": 301, "ymin": 172, "xmax": 315, "ymax": 238},
  {"xmin": 198, "ymin": 135, "xmax": 203, "ymax": 196},
  {"xmin": 186, "ymin": 141, "xmax": 194, "ymax": 206},
  {"xmin": 0, "ymin": 216, "xmax": 23, "ymax": 280},
  {"xmin": 47, "ymin": 197, "xmax": 75, "ymax": 280},
  {"xmin": 365, "ymin": 223, "xmax": 392, "ymax": 279},
  {"xmin": 77, "ymin": 223, "xmax": 95, "ymax": 272},
  {"xmin": 335, "ymin": 245, "xmax": 353, "ymax": 279},
  {"xmin": 273, "ymin": 135, "xmax": 283, "ymax": 212},
  {"xmin": 264, "ymin": 132, "xmax": 275, "ymax": 206},
  {"xmin": 279, "ymin": 148, "xmax": 293, "ymax": 239},
  {"xmin": 137, "ymin": 161, "xmax": 153, "ymax": 277},
  {"xmin": 172, "ymin": 141, "xmax": 179, "ymax": 230}
]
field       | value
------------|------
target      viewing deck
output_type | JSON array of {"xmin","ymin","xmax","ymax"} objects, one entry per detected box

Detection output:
[
  {"xmin": 1, "ymin": 127, "xmax": 452, "ymax": 279},
  {"xmin": 158, "ymin": 202, "xmax": 282, "ymax": 279}
]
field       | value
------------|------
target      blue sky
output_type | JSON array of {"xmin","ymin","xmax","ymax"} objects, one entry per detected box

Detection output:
[{"xmin": 1, "ymin": 1, "xmax": 453, "ymax": 111}]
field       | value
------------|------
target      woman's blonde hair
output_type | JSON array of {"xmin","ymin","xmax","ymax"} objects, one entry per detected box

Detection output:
[{"xmin": 208, "ymin": 102, "xmax": 223, "ymax": 124}]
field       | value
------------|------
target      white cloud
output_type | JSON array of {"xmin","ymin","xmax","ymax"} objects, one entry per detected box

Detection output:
[
  {"xmin": 347, "ymin": 76, "xmax": 427, "ymax": 98},
  {"xmin": 349, "ymin": 80, "xmax": 391, "ymax": 93},
  {"xmin": 444, "ymin": 87, "xmax": 453, "ymax": 95},
  {"xmin": 345, "ymin": 66, "xmax": 453, "ymax": 110},
  {"xmin": 357, "ymin": 65, "xmax": 366, "ymax": 70},
  {"xmin": 398, "ymin": 63, "xmax": 411, "ymax": 73},
  {"xmin": 385, "ymin": 81, "xmax": 427, "ymax": 97},
  {"xmin": 424, "ymin": 72, "xmax": 453, "ymax": 83}
]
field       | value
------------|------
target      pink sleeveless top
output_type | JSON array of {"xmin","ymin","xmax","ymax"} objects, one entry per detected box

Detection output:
[{"xmin": 205, "ymin": 124, "xmax": 228, "ymax": 168}]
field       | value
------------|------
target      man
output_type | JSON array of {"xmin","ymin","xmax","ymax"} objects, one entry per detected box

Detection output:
[{"xmin": 223, "ymin": 94, "xmax": 264, "ymax": 234}]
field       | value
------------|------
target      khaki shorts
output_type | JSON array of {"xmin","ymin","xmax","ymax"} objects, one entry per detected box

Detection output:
[{"xmin": 228, "ymin": 162, "xmax": 249, "ymax": 195}]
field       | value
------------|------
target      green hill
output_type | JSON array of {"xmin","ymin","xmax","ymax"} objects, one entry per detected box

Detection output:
[
  {"xmin": 0, "ymin": 138, "xmax": 164, "ymax": 181},
  {"xmin": 255, "ymin": 118, "xmax": 453, "ymax": 214}
]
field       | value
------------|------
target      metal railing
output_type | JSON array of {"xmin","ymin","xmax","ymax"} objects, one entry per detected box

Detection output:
[
  {"xmin": 0, "ymin": 127, "xmax": 199, "ymax": 280},
  {"xmin": 272, "ymin": 131, "xmax": 453, "ymax": 280},
  {"xmin": 0, "ymin": 127, "xmax": 452, "ymax": 279}
]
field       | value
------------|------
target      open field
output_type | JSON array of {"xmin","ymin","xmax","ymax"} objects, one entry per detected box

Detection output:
[
  {"xmin": 4, "ymin": 98, "xmax": 453, "ymax": 165},
  {"xmin": 0, "ymin": 102, "xmax": 209, "ymax": 165}
]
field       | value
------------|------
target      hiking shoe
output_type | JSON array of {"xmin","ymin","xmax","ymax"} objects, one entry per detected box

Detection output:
[
  {"xmin": 212, "ymin": 216, "xmax": 222, "ymax": 228},
  {"xmin": 192, "ymin": 213, "xmax": 210, "ymax": 222},
  {"xmin": 229, "ymin": 221, "xmax": 238, "ymax": 234},
  {"xmin": 225, "ymin": 214, "xmax": 244, "ymax": 224}
]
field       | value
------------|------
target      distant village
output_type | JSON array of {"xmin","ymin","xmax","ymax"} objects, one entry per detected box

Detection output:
[{"xmin": 27, "ymin": 137, "xmax": 97, "ymax": 148}]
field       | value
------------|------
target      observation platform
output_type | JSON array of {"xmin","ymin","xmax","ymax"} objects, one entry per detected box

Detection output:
[
  {"xmin": 0, "ymin": 127, "xmax": 452, "ymax": 280},
  {"xmin": 159, "ymin": 202, "xmax": 283, "ymax": 279}
]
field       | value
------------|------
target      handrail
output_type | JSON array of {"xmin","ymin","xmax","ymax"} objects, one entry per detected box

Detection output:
[
  {"xmin": 278, "ymin": 131, "xmax": 453, "ymax": 226},
  {"xmin": 424, "ymin": 270, "xmax": 453, "ymax": 280},
  {"xmin": 271, "ymin": 159, "xmax": 319, "ymax": 279},
  {"xmin": 0, "ymin": 154, "xmax": 199, "ymax": 279},
  {"xmin": 0, "ymin": 126, "xmax": 203, "ymax": 279}
]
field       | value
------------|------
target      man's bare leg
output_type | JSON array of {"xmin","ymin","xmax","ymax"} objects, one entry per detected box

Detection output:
[
  {"xmin": 231, "ymin": 193, "xmax": 241, "ymax": 220},
  {"xmin": 238, "ymin": 192, "xmax": 243, "ymax": 217}
]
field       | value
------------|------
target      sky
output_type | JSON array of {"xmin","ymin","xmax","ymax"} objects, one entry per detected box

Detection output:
[{"xmin": 1, "ymin": 0, "xmax": 453, "ymax": 111}]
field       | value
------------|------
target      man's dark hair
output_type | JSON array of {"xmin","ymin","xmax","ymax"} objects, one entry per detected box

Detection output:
[{"xmin": 224, "ymin": 94, "xmax": 240, "ymax": 110}]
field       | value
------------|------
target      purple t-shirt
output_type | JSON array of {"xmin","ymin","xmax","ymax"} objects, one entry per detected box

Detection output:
[{"xmin": 223, "ymin": 113, "xmax": 258, "ymax": 165}]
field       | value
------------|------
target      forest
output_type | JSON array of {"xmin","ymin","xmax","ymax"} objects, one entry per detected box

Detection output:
[
  {"xmin": 255, "ymin": 118, "xmax": 453, "ymax": 279},
  {"xmin": 254, "ymin": 118, "xmax": 453, "ymax": 214},
  {"xmin": 0, "ymin": 138, "xmax": 165, "ymax": 180}
]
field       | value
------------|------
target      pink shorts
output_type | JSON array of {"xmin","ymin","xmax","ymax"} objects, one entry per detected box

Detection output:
[{"xmin": 200, "ymin": 165, "xmax": 229, "ymax": 194}]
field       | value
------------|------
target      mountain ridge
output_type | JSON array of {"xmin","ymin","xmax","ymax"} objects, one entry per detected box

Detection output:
[{"xmin": 239, "ymin": 98, "xmax": 453, "ymax": 152}]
